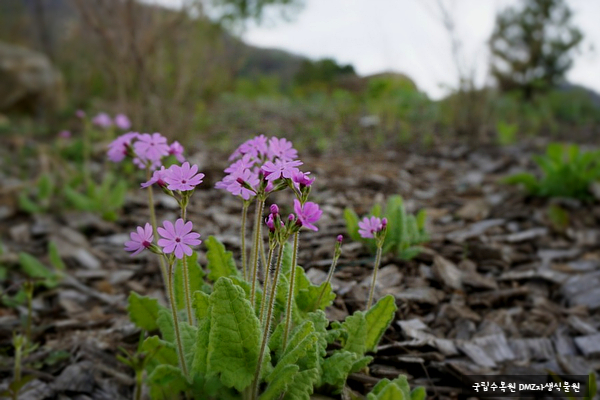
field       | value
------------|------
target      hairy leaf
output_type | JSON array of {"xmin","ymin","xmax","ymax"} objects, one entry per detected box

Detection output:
[
  {"xmin": 127, "ymin": 292, "xmax": 167, "ymax": 332},
  {"xmin": 340, "ymin": 311, "xmax": 368, "ymax": 355},
  {"xmin": 207, "ymin": 277, "xmax": 261, "ymax": 391},
  {"xmin": 364, "ymin": 295, "xmax": 397, "ymax": 352},
  {"xmin": 259, "ymin": 364, "xmax": 299, "ymax": 400},
  {"xmin": 206, "ymin": 236, "xmax": 239, "ymax": 281}
]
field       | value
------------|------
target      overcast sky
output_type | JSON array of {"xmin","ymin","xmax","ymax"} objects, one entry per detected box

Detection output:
[{"xmin": 145, "ymin": 0, "xmax": 600, "ymax": 99}]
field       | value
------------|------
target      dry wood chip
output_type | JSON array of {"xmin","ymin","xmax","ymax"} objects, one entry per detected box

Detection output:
[{"xmin": 573, "ymin": 333, "xmax": 600, "ymax": 357}]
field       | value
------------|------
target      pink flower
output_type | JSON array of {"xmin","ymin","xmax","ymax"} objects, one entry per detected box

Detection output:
[
  {"xmin": 124, "ymin": 223, "xmax": 153, "ymax": 256},
  {"xmin": 164, "ymin": 162, "xmax": 204, "ymax": 191},
  {"xmin": 75, "ymin": 110, "xmax": 86, "ymax": 119},
  {"xmin": 168, "ymin": 141, "xmax": 185, "ymax": 162},
  {"xmin": 92, "ymin": 112, "xmax": 112, "ymax": 128},
  {"xmin": 157, "ymin": 219, "xmax": 201, "ymax": 259},
  {"xmin": 114, "ymin": 114, "xmax": 132, "ymax": 130},
  {"xmin": 229, "ymin": 135, "xmax": 269, "ymax": 161},
  {"xmin": 358, "ymin": 216, "xmax": 384, "ymax": 239},
  {"xmin": 268, "ymin": 137, "xmax": 297, "ymax": 161},
  {"xmin": 224, "ymin": 154, "xmax": 256, "ymax": 174},
  {"xmin": 291, "ymin": 170, "xmax": 314, "ymax": 189},
  {"xmin": 58, "ymin": 130, "xmax": 71, "ymax": 139},
  {"xmin": 107, "ymin": 132, "xmax": 139, "ymax": 162},
  {"xmin": 261, "ymin": 159, "xmax": 303, "ymax": 182},
  {"xmin": 133, "ymin": 133, "xmax": 170, "ymax": 164},
  {"xmin": 293, "ymin": 199, "xmax": 322, "ymax": 231},
  {"xmin": 141, "ymin": 166, "xmax": 168, "ymax": 188}
]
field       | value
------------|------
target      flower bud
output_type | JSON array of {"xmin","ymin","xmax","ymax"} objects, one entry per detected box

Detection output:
[
  {"xmin": 336, "ymin": 234, "xmax": 343, "ymax": 243},
  {"xmin": 381, "ymin": 218, "xmax": 388, "ymax": 230},
  {"xmin": 270, "ymin": 204, "xmax": 279, "ymax": 215}
]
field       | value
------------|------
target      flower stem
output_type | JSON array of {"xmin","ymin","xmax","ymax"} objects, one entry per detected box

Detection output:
[
  {"xmin": 250, "ymin": 197, "xmax": 265, "ymax": 307},
  {"xmin": 259, "ymin": 244, "xmax": 275, "ymax": 325},
  {"xmin": 167, "ymin": 261, "xmax": 188, "ymax": 378},
  {"xmin": 146, "ymin": 168, "xmax": 168, "ymax": 286},
  {"xmin": 181, "ymin": 203, "xmax": 193, "ymax": 324},
  {"xmin": 241, "ymin": 201, "xmax": 249, "ymax": 280},
  {"xmin": 252, "ymin": 244, "xmax": 284, "ymax": 400},
  {"xmin": 134, "ymin": 369, "xmax": 143, "ymax": 400},
  {"xmin": 315, "ymin": 253, "xmax": 340, "ymax": 310},
  {"xmin": 367, "ymin": 244, "xmax": 383, "ymax": 310},
  {"xmin": 282, "ymin": 231, "xmax": 299, "ymax": 350},
  {"xmin": 82, "ymin": 121, "xmax": 91, "ymax": 191}
]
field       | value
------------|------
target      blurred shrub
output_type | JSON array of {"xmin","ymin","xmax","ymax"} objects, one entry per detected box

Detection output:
[{"xmin": 504, "ymin": 143, "xmax": 600, "ymax": 200}]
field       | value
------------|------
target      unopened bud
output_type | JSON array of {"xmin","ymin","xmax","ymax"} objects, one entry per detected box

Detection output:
[
  {"xmin": 381, "ymin": 218, "xmax": 388, "ymax": 230},
  {"xmin": 336, "ymin": 234, "xmax": 343, "ymax": 243},
  {"xmin": 270, "ymin": 204, "xmax": 279, "ymax": 215}
]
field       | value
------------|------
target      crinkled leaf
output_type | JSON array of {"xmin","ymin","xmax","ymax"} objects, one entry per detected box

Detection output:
[
  {"xmin": 206, "ymin": 236, "xmax": 239, "ymax": 281},
  {"xmin": 343, "ymin": 208, "xmax": 362, "ymax": 242},
  {"xmin": 141, "ymin": 336, "xmax": 178, "ymax": 370},
  {"xmin": 295, "ymin": 267, "xmax": 335, "ymax": 314},
  {"xmin": 320, "ymin": 351, "xmax": 358, "ymax": 392},
  {"xmin": 259, "ymin": 364, "xmax": 299, "ymax": 400},
  {"xmin": 191, "ymin": 313, "xmax": 211, "ymax": 376},
  {"xmin": 147, "ymin": 364, "xmax": 189, "ymax": 400},
  {"xmin": 364, "ymin": 295, "xmax": 397, "ymax": 352},
  {"xmin": 340, "ymin": 311, "xmax": 368, "ymax": 355},
  {"xmin": 207, "ymin": 277, "xmax": 261, "ymax": 391},
  {"xmin": 156, "ymin": 308, "xmax": 175, "ymax": 344},
  {"xmin": 193, "ymin": 290, "xmax": 210, "ymax": 321},
  {"xmin": 127, "ymin": 292, "xmax": 167, "ymax": 332},
  {"xmin": 267, "ymin": 321, "xmax": 316, "ymax": 382}
]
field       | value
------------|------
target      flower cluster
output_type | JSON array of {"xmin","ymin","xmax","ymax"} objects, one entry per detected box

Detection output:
[
  {"xmin": 107, "ymin": 132, "xmax": 185, "ymax": 170},
  {"xmin": 215, "ymin": 136, "xmax": 314, "ymax": 201},
  {"xmin": 91, "ymin": 112, "xmax": 132, "ymax": 130},
  {"xmin": 125, "ymin": 219, "xmax": 202, "ymax": 259}
]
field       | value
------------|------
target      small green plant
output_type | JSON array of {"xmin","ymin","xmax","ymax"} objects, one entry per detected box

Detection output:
[
  {"xmin": 0, "ymin": 335, "xmax": 37, "ymax": 400},
  {"xmin": 344, "ymin": 195, "xmax": 428, "ymax": 260},
  {"xmin": 17, "ymin": 173, "xmax": 55, "ymax": 214},
  {"xmin": 504, "ymin": 143, "xmax": 600, "ymax": 200},
  {"xmin": 64, "ymin": 172, "xmax": 128, "ymax": 221},
  {"xmin": 496, "ymin": 120, "xmax": 518, "ymax": 145}
]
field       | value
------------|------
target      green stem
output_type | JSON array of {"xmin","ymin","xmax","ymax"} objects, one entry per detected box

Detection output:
[
  {"xmin": 167, "ymin": 261, "xmax": 189, "ymax": 378},
  {"xmin": 259, "ymin": 244, "xmax": 275, "ymax": 326},
  {"xmin": 146, "ymin": 168, "xmax": 168, "ymax": 286},
  {"xmin": 252, "ymin": 244, "xmax": 285, "ymax": 400},
  {"xmin": 134, "ymin": 370, "xmax": 143, "ymax": 400},
  {"xmin": 367, "ymin": 244, "xmax": 383, "ymax": 310},
  {"xmin": 250, "ymin": 197, "xmax": 265, "ymax": 307},
  {"xmin": 181, "ymin": 203, "xmax": 193, "ymax": 324},
  {"xmin": 24, "ymin": 282, "xmax": 33, "ymax": 345},
  {"xmin": 282, "ymin": 232, "xmax": 299, "ymax": 349},
  {"xmin": 241, "ymin": 202, "xmax": 249, "ymax": 280},
  {"xmin": 315, "ymin": 253, "xmax": 339, "ymax": 310}
]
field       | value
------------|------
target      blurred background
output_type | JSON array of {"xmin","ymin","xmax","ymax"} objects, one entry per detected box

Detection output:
[{"xmin": 0, "ymin": 0, "xmax": 599, "ymax": 152}]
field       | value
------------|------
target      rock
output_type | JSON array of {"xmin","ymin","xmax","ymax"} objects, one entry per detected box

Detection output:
[
  {"xmin": 53, "ymin": 362, "xmax": 95, "ymax": 393},
  {"xmin": 0, "ymin": 42, "xmax": 63, "ymax": 115},
  {"xmin": 503, "ymin": 227, "xmax": 548, "ymax": 243},
  {"xmin": 573, "ymin": 333, "xmax": 600, "ymax": 357},
  {"xmin": 9, "ymin": 222, "xmax": 30, "ymax": 242},
  {"xmin": 19, "ymin": 379, "xmax": 54, "ymax": 400},
  {"xmin": 73, "ymin": 248, "xmax": 101, "ymax": 270},
  {"xmin": 393, "ymin": 287, "xmax": 445, "ymax": 305},
  {"xmin": 456, "ymin": 198, "xmax": 490, "ymax": 221},
  {"xmin": 433, "ymin": 255, "xmax": 462, "ymax": 290},
  {"xmin": 446, "ymin": 219, "xmax": 505, "ymax": 243}
]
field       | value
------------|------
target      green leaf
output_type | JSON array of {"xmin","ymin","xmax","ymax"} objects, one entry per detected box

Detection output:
[
  {"xmin": 340, "ymin": 311, "xmax": 368, "ymax": 355},
  {"xmin": 18, "ymin": 192, "xmax": 43, "ymax": 214},
  {"xmin": 37, "ymin": 173, "xmax": 53, "ymax": 200},
  {"xmin": 48, "ymin": 241, "xmax": 66, "ymax": 271},
  {"xmin": 147, "ymin": 364, "xmax": 189, "ymax": 399},
  {"xmin": 173, "ymin": 253, "xmax": 204, "ymax": 311},
  {"xmin": 502, "ymin": 172, "xmax": 539, "ymax": 193},
  {"xmin": 410, "ymin": 386, "xmax": 427, "ymax": 400},
  {"xmin": 259, "ymin": 364, "xmax": 299, "ymax": 400},
  {"xmin": 64, "ymin": 186, "xmax": 94, "ymax": 211},
  {"xmin": 206, "ymin": 236, "xmax": 239, "ymax": 281},
  {"xmin": 156, "ymin": 308, "xmax": 175, "ymax": 344},
  {"xmin": 207, "ymin": 277, "xmax": 261, "ymax": 391},
  {"xmin": 295, "ymin": 266, "xmax": 335, "ymax": 314},
  {"xmin": 343, "ymin": 208, "xmax": 362, "ymax": 242},
  {"xmin": 266, "ymin": 321, "xmax": 317, "ymax": 382},
  {"xmin": 320, "ymin": 351, "xmax": 359, "ymax": 392},
  {"xmin": 191, "ymin": 313, "xmax": 211, "ymax": 376},
  {"xmin": 19, "ymin": 252, "xmax": 58, "ymax": 288},
  {"xmin": 127, "ymin": 292, "xmax": 167, "ymax": 332},
  {"xmin": 364, "ymin": 295, "xmax": 397, "ymax": 352},
  {"xmin": 193, "ymin": 290, "xmax": 210, "ymax": 321}
]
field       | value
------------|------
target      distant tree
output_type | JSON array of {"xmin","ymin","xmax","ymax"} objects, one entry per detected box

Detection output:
[
  {"xmin": 209, "ymin": 0, "xmax": 305, "ymax": 27},
  {"xmin": 294, "ymin": 58, "xmax": 355, "ymax": 89},
  {"xmin": 489, "ymin": 0, "xmax": 583, "ymax": 100}
]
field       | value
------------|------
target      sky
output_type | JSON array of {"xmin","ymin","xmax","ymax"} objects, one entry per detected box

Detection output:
[{"xmin": 143, "ymin": 0, "xmax": 600, "ymax": 99}]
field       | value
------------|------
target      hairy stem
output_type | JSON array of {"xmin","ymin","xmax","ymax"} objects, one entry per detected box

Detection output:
[
  {"xmin": 367, "ymin": 244, "xmax": 383, "ymax": 310},
  {"xmin": 282, "ymin": 232, "xmax": 299, "ymax": 349},
  {"xmin": 146, "ymin": 168, "xmax": 168, "ymax": 285},
  {"xmin": 315, "ymin": 253, "xmax": 340, "ymax": 310},
  {"xmin": 82, "ymin": 121, "xmax": 91, "ymax": 191},
  {"xmin": 167, "ymin": 261, "xmax": 188, "ymax": 378},
  {"xmin": 252, "ymin": 244, "xmax": 285, "ymax": 400},
  {"xmin": 181, "ymin": 203, "xmax": 193, "ymax": 324},
  {"xmin": 241, "ymin": 202, "xmax": 249, "ymax": 280},
  {"xmin": 250, "ymin": 197, "xmax": 265, "ymax": 307},
  {"xmin": 259, "ymin": 244, "xmax": 275, "ymax": 326},
  {"xmin": 134, "ymin": 369, "xmax": 143, "ymax": 400}
]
